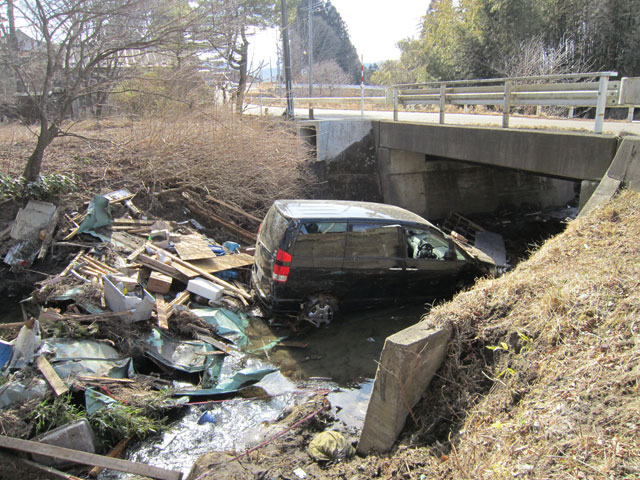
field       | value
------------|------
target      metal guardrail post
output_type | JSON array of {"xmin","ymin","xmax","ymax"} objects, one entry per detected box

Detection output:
[
  {"xmin": 503, "ymin": 80, "xmax": 512, "ymax": 128},
  {"xmin": 439, "ymin": 84, "xmax": 446, "ymax": 124},
  {"xmin": 393, "ymin": 88, "xmax": 399, "ymax": 122},
  {"xmin": 594, "ymin": 75, "xmax": 609, "ymax": 133}
]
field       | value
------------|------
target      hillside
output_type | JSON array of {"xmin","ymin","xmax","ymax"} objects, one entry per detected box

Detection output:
[{"xmin": 329, "ymin": 189, "xmax": 639, "ymax": 479}]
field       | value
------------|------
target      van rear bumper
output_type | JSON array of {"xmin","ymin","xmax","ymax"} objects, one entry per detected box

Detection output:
[{"xmin": 251, "ymin": 270, "xmax": 301, "ymax": 314}]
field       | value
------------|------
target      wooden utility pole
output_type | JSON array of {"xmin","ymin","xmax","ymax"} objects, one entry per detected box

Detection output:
[
  {"xmin": 308, "ymin": 0, "xmax": 314, "ymax": 119},
  {"xmin": 281, "ymin": 0, "xmax": 294, "ymax": 118}
]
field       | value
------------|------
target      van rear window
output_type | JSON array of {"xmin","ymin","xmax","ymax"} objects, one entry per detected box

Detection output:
[
  {"xmin": 293, "ymin": 222, "xmax": 347, "ymax": 258},
  {"xmin": 259, "ymin": 207, "xmax": 289, "ymax": 252}
]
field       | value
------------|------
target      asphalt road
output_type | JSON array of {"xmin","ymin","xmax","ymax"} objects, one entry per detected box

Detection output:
[{"xmin": 246, "ymin": 104, "xmax": 640, "ymax": 136}]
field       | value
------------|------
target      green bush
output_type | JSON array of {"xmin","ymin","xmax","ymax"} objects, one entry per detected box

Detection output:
[{"xmin": 0, "ymin": 173, "xmax": 77, "ymax": 200}]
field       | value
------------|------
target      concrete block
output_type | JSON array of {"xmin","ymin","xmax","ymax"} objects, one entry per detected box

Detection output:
[
  {"xmin": 32, "ymin": 418, "xmax": 96, "ymax": 467},
  {"xmin": 357, "ymin": 323, "xmax": 451, "ymax": 454}
]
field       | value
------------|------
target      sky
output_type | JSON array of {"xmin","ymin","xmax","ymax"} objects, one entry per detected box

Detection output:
[{"xmin": 249, "ymin": 0, "xmax": 428, "ymax": 70}]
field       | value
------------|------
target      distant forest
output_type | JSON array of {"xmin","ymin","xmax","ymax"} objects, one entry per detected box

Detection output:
[{"xmin": 370, "ymin": 0, "xmax": 640, "ymax": 85}]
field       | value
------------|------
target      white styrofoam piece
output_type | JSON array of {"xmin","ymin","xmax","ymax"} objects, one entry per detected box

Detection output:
[
  {"xmin": 10, "ymin": 200, "xmax": 57, "ymax": 240},
  {"xmin": 104, "ymin": 274, "xmax": 154, "ymax": 323},
  {"xmin": 32, "ymin": 418, "xmax": 96, "ymax": 467},
  {"xmin": 187, "ymin": 277, "xmax": 224, "ymax": 301}
]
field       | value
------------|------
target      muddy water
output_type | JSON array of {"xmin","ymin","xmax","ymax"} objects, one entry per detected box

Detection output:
[{"xmin": 97, "ymin": 303, "xmax": 428, "ymax": 479}]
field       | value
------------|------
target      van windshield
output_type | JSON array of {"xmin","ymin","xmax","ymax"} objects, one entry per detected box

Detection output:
[{"xmin": 259, "ymin": 207, "xmax": 289, "ymax": 253}]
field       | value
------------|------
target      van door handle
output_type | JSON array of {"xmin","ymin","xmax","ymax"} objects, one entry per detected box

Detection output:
[
  {"xmin": 388, "ymin": 267, "xmax": 403, "ymax": 271},
  {"xmin": 406, "ymin": 267, "xmax": 419, "ymax": 271}
]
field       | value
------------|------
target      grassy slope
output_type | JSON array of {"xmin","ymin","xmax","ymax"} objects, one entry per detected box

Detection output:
[{"xmin": 335, "ymin": 190, "xmax": 640, "ymax": 479}]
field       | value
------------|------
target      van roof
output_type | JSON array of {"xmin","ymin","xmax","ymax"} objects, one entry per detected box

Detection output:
[{"xmin": 273, "ymin": 199, "xmax": 434, "ymax": 225}]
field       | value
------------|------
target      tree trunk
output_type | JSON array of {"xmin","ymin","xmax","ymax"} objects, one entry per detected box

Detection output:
[
  {"xmin": 235, "ymin": 30, "xmax": 249, "ymax": 114},
  {"xmin": 23, "ymin": 123, "xmax": 58, "ymax": 182}
]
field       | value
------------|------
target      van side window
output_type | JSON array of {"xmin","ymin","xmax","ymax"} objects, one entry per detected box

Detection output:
[
  {"xmin": 406, "ymin": 228, "xmax": 457, "ymax": 260},
  {"xmin": 293, "ymin": 222, "xmax": 347, "ymax": 257},
  {"xmin": 346, "ymin": 223, "xmax": 402, "ymax": 258}
]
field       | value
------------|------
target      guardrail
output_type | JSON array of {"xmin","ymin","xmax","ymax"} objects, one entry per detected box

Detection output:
[
  {"xmin": 391, "ymin": 72, "xmax": 640, "ymax": 133},
  {"xmin": 248, "ymin": 73, "xmax": 639, "ymax": 133}
]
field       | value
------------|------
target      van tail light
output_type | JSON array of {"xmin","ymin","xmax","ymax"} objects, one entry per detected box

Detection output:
[
  {"xmin": 272, "ymin": 248, "xmax": 292, "ymax": 283},
  {"xmin": 258, "ymin": 222, "xmax": 263, "ymax": 234}
]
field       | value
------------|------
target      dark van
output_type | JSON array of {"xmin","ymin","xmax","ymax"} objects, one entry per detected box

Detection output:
[{"xmin": 252, "ymin": 200, "xmax": 494, "ymax": 326}]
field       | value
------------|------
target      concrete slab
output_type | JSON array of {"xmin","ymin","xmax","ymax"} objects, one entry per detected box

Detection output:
[
  {"xmin": 357, "ymin": 322, "xmax": 451, "ymax": 454},
  {"xmin": 580, "ymin": 136, "xmax": 640, "ymax": 215}
]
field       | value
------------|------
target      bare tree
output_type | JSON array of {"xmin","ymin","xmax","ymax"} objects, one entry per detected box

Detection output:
[
  {"xmin": 199, "ymin": 0, "xmax": 277, "ymax": 113},
  {"xmin": 495, "ymin": 35, "xmax": 590, "ymax": 78},
  {"xmin": 1, "ymin": 0, "xmax": 210, "ymax": 181}
]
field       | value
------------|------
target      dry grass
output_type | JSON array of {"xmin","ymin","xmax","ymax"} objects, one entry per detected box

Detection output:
[
  {"xmin": 329, "ymin": 190, "xmax": 640, "ymax": 479},
  {"xmin": 0, "ymin": 108, "xmax": 315, "ymax": 217}
]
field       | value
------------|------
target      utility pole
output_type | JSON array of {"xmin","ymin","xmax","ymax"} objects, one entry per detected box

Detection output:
[
  {"xmin": 281, "ymin": 0, "xmax": 294, "ymax": 118},
  {"xmin": 308, "ymin": 0, "xmax": 314, "ymax": 119}
]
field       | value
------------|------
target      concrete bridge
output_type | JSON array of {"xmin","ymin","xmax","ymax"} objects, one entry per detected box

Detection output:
[{"xmin": 300, "ymin": 118, "xmax": 638, "ymax": 220}]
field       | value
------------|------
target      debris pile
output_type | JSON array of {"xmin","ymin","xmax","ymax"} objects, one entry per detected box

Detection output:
[{"xmin": 0, "ymin": 189, "xmax": 287, "ymax": 479}]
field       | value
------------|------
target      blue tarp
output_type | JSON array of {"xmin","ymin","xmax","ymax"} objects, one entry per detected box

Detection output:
[{"xmin": 189, "ymin": 307, "xmax": 250, "ymax": 347}]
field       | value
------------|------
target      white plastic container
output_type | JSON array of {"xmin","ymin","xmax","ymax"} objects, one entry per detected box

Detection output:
[
  {"xmin": 104, "ymin": 274, "xmax": 155, "ymax": 323},
  {"xmin": 187, "ymin": 277, "xmax": 224, "ymax": 301}
]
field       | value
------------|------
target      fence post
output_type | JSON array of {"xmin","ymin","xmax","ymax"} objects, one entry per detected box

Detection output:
[
  {"xmin": 393, "ymin": 88, "xmax": 399, "ymax": 122},
  {"xmin": 594, "ymin": 75, "xmax": 609, "ymax": 133},
  {"xmin": 503, "ymin": 80, "xmax": 512, "ymax": 128},
  {"xmin": 628, "ymin": 106, "xmax": 635, "ymax": 122},
  {"xmin": 439, "ymin": 84, "xmax": 446, "ymax": 124}
]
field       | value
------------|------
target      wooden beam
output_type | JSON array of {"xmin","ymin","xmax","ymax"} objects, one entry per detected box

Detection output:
[
  {"xmin": 138, "ymin": 254, "xmax": 190, "ymax": 283},
  {"xmin": 204, "ymin": 194, "xmax": 262, "ymax": 224},
  {"xmin": 182, "ymin": 192, "xmax": 257, "ymax": 245},
  {"xmin": 36, "ymin": 356, "xmax": 69, "ymax": 397},
  {"xmin": 0, "ymin": 435, "xmax": 183, "ymax": 480},
  {"xmin": 155, "ymin": 293, "xmax": 169, "ymax": 329},
  {"xmin": 146, "ymin": 245, "xmax": 251, "ymax": 300},
  {"xmin": 88, "ymin": 435, "xmax": 134, "ymax": 478}
]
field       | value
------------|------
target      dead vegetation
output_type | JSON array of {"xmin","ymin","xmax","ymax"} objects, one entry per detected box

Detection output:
[
  {"xmin": 0, "ymin": 109, "xmax": 315, "ymax": 221},
  {"xmin": 317, "ymin": 190, "xmax": 640, "ymax": 479}
]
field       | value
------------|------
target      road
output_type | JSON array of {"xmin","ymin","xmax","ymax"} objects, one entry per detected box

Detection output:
[{"xmin": 246, "ymin": 104, "xmax": 640, "ymax": 136}]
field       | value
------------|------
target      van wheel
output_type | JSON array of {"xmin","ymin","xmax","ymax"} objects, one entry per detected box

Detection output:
[{"xmin": 303, "ymin": 295, "xmax": 338, "ymax": 327}]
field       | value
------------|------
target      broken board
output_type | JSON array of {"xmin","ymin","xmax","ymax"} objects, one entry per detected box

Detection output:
[
  {"xmin": 173, "ymin": 234, "xmax": 215, "ymax": 261},
  {"xmin": 188, "ymin": 252, "xmax": 254, "ymax": 274},
  {"xmin": 0, "ymin": 435, "xmax": 182, "ymax": 480}
]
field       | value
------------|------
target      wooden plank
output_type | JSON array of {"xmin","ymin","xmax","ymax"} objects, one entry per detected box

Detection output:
[
  {"xmin": 173, "ymin": 234, "xmax": 215, "ymax": 261},
  {"xmin": 114, "ymin": 218, "xmax": 156, "ymax": 226},
  {"xmin": 0, "ymin": 435, "xmax": 183, "ymax": 480},
  {"xmin": 126, "ymin": 244, "xmax": 147, "ymax": 262},
  {"xmin": 146, "ymin": 245, "xmax": 251, "ymax": 299},
  {"xmin": 187, "ymin": 252, "xmax": 253, "ymax": 274},
  {"xmin": 182, "ymin": 192, "xmax": 257, "ymax": 245},
  {"xmin": 36, "ymin": 356, "xmax": 69, "ymax": 397},
  {"xmin": 155, "ymin": 293, "xmax": 169, "ymax": 329},
  {"xmin": 88, "ymin": 435, "xmax": 134, "ymax": 478},
  {"xmin": 18, "ymin": 456, "xmax": 85, "ymax": 480},
  {"xmin": 167, "ymin": 291, "xmax": 190, "ymax": 311},
  {"xmin": 195, "ymin": 333, "xmax": 235, "ymax": 354},
  {"xmin": 138, "ymin": 254, "xmax": 190, "ymax": 283},
  {"xmin": 204, "ymin": 194, "xmax": 262, "ymax": 224},
  {"xmin": 78, "ymin": 375, "xmax": 135, "ymax": 383}
]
